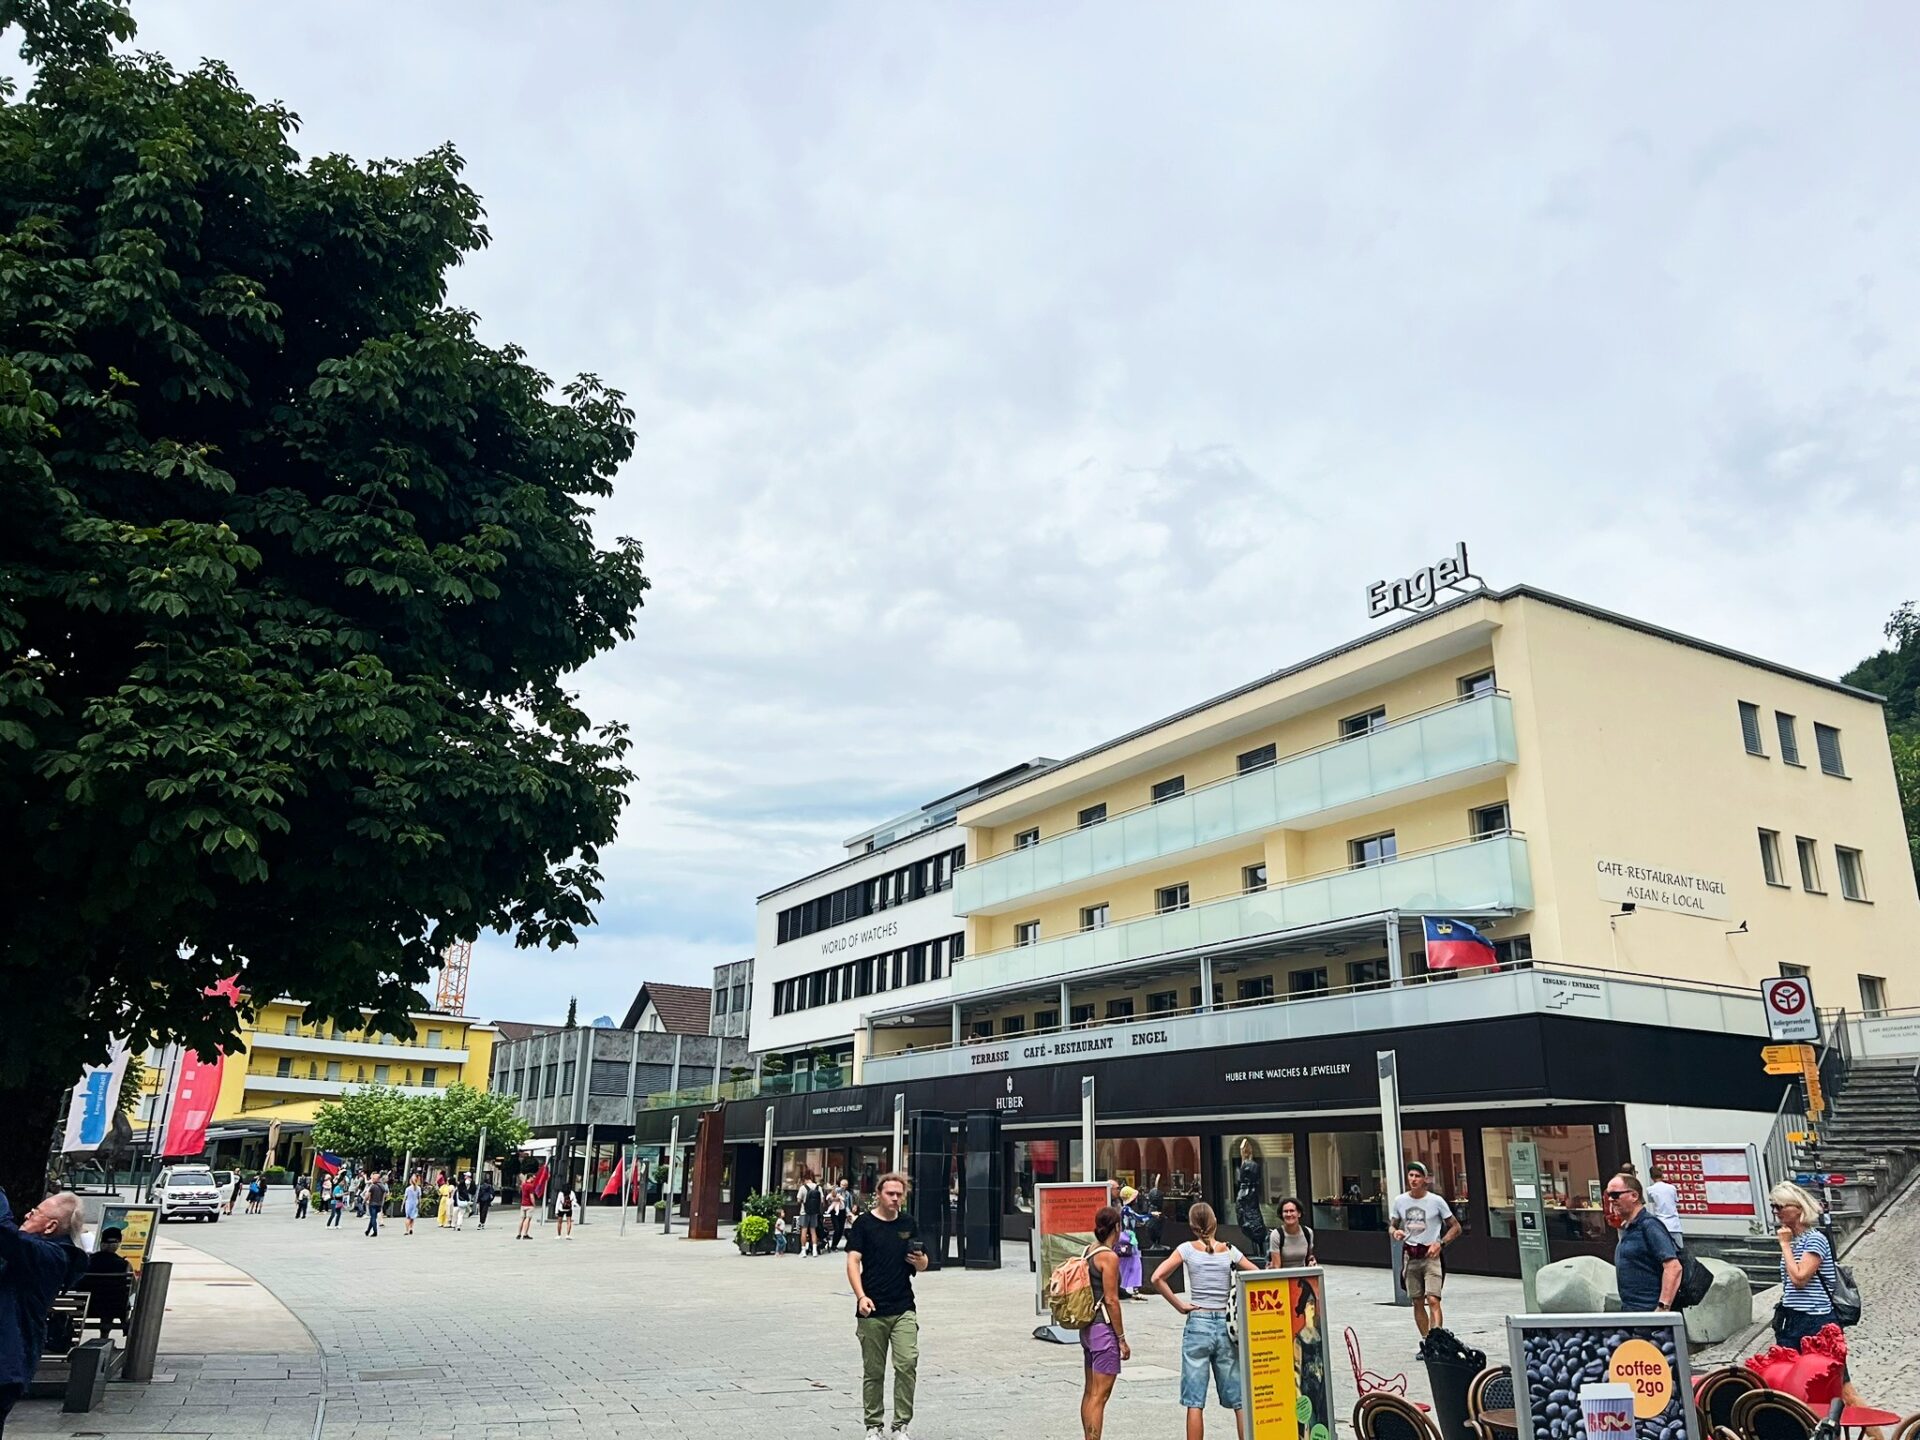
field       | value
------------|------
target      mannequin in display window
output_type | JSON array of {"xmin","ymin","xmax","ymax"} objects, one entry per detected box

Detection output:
[{"xmin": 1234, "ymin": 1138, "xmax": 1268, "ymax": 1255}]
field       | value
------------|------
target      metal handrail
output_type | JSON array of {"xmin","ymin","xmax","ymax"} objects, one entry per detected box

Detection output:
[{"xmin": 964, "ymin": 688, "xmax": 1513, "ymax": 866}]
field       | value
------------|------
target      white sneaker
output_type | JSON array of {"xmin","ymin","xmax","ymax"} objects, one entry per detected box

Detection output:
[
  {"xmin": 865, "ymin": 1430, "xmax": 886, "ymax": 1440},
  {"xmin": 893, "ymin": 1428, "xmax": 913, "ymax": 1440}
]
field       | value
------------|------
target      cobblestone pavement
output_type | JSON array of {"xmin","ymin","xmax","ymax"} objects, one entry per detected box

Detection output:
[{"xmin": 13, "ymin": 1201, "xmax": 1529, "ymax": 1440}]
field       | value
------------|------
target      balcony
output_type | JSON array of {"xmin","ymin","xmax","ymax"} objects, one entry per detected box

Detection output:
[
  {"xmin": 245, "ymin": 1030, "xmax": 469, "ymax": 1063},
  {"xmin": 953, "ymin": 692, "xmax": 1516, "ymax": 915},
  {"xmin": 952, "ymin": 832, "xmax": 1531, "ymax": 996},
  {"xmin": 241, "ymin": 1071, "xmax": 443, "ymax": 1099}
]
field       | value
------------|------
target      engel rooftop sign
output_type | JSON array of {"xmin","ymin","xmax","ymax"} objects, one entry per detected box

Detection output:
[{"xmin": 1367, "ymin": 542, "xmax": 1480, "ymax": 619}]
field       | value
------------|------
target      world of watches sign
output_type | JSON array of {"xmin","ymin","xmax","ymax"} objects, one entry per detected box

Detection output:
[{"xmin": 1595, "ymin": 857, "xmax": 1732, "ymax": 920}]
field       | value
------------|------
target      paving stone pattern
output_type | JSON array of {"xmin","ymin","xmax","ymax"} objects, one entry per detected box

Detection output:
[{"xmin": 11, "ymin": 1202, "xmax": 1537, "ymax": 1440}]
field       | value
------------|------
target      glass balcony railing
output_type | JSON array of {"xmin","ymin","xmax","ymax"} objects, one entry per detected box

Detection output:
[
  {"xmin": 953, "ymin": 832, "xmax": 1532, "ymax": 995},
  {"xmin": 953, "ymin": 692, "xmax": 1516, "ymax": 915},
  {"xmin": 640, "ymin": 1069, "xmax": 850, "ymax": 1110}
]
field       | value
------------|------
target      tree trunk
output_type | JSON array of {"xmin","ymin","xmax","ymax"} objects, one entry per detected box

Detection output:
[{"xmin": 0, "ymin": 1085, "xmax": 65, "ymax": 1208}]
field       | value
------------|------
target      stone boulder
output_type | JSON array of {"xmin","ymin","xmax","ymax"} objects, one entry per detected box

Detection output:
[
  {"xmin": 1536, "ymin": 1254, "xmax": 1622, "ymax": 1313},
  {"xmin": 1683, "ymin": 1258, "xmax": 1757, "ymax": 1345}
]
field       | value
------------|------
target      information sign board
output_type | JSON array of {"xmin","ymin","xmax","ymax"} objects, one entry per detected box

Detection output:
[
  {"xmin": 1644, "ymin": 1145, "xmax": 1763, "ymax": 1222},
  {"xmin": 96, "ymin": 1202, "xmax": 159, "ymax": 1277},
  {"xmin": 1236, "ymin": 1266, "xmax": 1335, "ymax": 1440},
  {"xmin": 1032, "ymin": 1181, "xmax": 1111, "ymax": 1317},
  {"xmin": 1762, "ymin": 977, "xmax": 1818, "ymax": 1042}
]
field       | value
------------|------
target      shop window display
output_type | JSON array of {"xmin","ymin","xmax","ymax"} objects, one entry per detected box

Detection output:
[
  {"xmin": 1219, "ymin": 1133, "xmax": 1298, "ymax": 1249},
  {"xmin": 1402, "ymin": 1126, "xmax": 1472, "ymax": 1232},
  {"xmin": 1012, "ymin": 1139, "xmax": 1065, "ymax": 1213},
  {"xmin": 1062, "ymin": 1135, "xmax": 1204, "ymax": 1224},
  {"xmin": 1482, "ymin": 1125, "xmax": 1604, "ymax": 1242},
  {"xmin": 1307, "ymin": 1132, "xmax": 1387, "ymax": 1231}
]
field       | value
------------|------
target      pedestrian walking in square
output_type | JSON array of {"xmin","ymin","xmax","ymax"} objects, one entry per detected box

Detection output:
[
  {"xmin": 404, "ymin": 1174, "xmax": 421, "ymax": 1236},
  {"xmin": 1388, "ymin": 1163, "xmax": 1460, "ymax": 1340},
  {"xmin": 1604, "ymin": 1173, "xmax": 1679, "ymax": 1312},
  {"xmin": 847, "ymin": 1172, "xmax": 927, "ymax": 1440},
  {"xmin": 293, "ymin": 1176, "xmax": 310, "ymax": 1219},
  {"xmin": 553, "ymin": 1180, "xmax": 577, "ymax": 1238},
  {"xmin": 364, "ymin": 1174, "xmax": 387, "ymax": 1236},
  {"xmin": 797, "ymin": 1169, "xmax": 823, "ymax": 1257},
  {"xmin": 516, "ymin": 1171, "xmax": 540, "ymax": 1240},
  {"xmin": 476, "ymin": 1175, "xmax": 494, "ymax": 1229},
  {"xmin": 1078, "ymin": 1205, "xmax": 1130, "ymax": 1440}
]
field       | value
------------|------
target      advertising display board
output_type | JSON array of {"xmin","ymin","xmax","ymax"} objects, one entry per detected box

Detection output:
[
  {"xmin": 1643, "ymin": 1145, "xmax": 1763, "ymax": 1223},
  {"xmin": 1506, "ymin": 1313, "xmax": 1697, "ymax": 1440},
  {"xmin": 1236, "ymin": 1267, "xmax": 1335, "ymax": 1440},
  {"xmin": 1033, "ymin": 1181, "xmax": 1111, "ymax": 1316},
  {"xmin": 97, "ymin": 1203, "xmax": 159, "ymax": 1277}
]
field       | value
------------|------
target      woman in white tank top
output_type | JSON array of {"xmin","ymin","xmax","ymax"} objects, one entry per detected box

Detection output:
[{"xmin": 1150, "ymin": 1201, "xmax": 1261, "ymax": 1439}]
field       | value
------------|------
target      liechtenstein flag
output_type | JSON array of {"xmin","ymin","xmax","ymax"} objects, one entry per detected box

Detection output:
[
  {"xmin": 1423, "ymin": 916, "xmax": 1499, "ymax": 970},
  {"xmin": 314, "ymin": 1152, "xmax": 344, "ymax": 1176}
]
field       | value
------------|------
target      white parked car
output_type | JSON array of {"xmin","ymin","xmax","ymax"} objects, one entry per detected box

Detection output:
[{"xmin": 155, "ymin": 1164, "xmax": 223, "ymax": 1222}]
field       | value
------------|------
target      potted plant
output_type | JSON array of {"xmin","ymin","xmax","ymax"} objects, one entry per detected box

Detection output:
[{"xmin": 735, "ymin": 1189, "xmax": 783, "ymax": 1255}]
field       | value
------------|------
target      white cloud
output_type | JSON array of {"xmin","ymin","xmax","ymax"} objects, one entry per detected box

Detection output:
[{"xmin": 119, "ymin": 2, "xmax": 1920, "ymax": 1024}]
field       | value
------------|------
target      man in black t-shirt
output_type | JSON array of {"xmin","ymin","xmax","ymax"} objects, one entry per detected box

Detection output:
[{"xmin": 846, "ymin": 1173, "xmax": 928, "ymax": 1440}]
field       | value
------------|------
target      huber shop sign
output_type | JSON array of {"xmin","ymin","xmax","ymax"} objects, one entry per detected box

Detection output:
[{"xmin": 1594, "ymin": 857, "xmax": 1731, "ymax": 920}]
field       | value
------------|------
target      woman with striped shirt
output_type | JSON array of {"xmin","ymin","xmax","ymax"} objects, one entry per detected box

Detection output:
[{"xmin": 1771, "ymin": 1182, "xmax": 1880, "ymax": 1439}]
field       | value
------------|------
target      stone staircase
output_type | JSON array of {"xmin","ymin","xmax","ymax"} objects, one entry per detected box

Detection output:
[{"xmin": 1714, "ymin": 1059, "xmax": 1920, "ymax": 1287}]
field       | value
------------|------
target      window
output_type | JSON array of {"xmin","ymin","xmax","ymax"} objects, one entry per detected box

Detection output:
[
  {"xmin": 1148, "ymin": 990, "xmax": 1179, "ymax": 1013},
  {"xmin": 1796, "ymin": 837, "xmax": 1823, "ymax": 893},
  {"xmin": 275, "ymin": 1056, "xmax": 292, "ymax": 1078},
  {"xmin": 1739, "ymin": 701, "xmax": 1766, "ymax": 756},
  {"xmin": 1815, "ymin": 724, "xmax": 1846, "ymax": 777},
  {"xmin": 560, "ymin": 1061, "xmax": 575, "ymax": 1095},
  {"xmin": 426, "ymin": 1030, "xmax": 443, "ymax": 1049},
  {"xmin": 1236, "ymin": 975, "xmax": 1275, "ymax": 1002},
  {"xmin": 421, "ymin": 1066, "xmax": 437, "ymax": 1087},
  {"xmin": 775, "ymin": 843, "xmax": 967, "ymax": 944},
  {"xmin": 1779, "ymin": 963, "xmax": 1810, "ymax": 979},
  {"xmin": 1014, "ymin": 827, "xmax": 1040, "ymax": 850},
  {"xmin": 713, "ymin": 986, "xmax": 728, "ymax": 1015},
  {"xmin": 1188, "ymin": 983, "xmax": 1224, "ymax": 1009},
  {"xmin": 1151, "ymin": 776, "xmax": 1186, "ymax": 805},
  {"xmin": 969, "ymin": 1020, "xmax": 994, "ymax": 1039},
  {"xmin": 1156, "ymin": 883, "xmax": 1190, "ymax": 913},
  {"xmin": 1304, "ymin": 1132, "xmax": 1382, "ymax": 1231},
  {"xmin": 1836, "ymin": 847, "xmax": 1867, "ymax": 901},
  {"xmin": 1459, "ymin": 669, "xmax": 1497, "ymax": 699},
  {"xmin": 1349, "ymin": 832, "xmax": 1397, "ymax": 868},
  {"xmin": 1859, "ymin": 975, "xmax": 1888, "ymax": 1017},
  {"xmin": 1001, "ymin": 1015, "xmax": 1026, "ymax": 1035},
  {"xmin": 1014, "ymin": 920, "xmax": 1041, "ymax": 947},
  {"xmin": 1105, "ymin": 998, "xmax": 1135, "ymax": 1021},
  {"xmin": 1470, "ymin": 803, "xmax": 1510, "ymax": 839},
  {"xmin": 732, "ymin": 983, "xmax": 746, "ymax": 1013},
  {"xmin": 373, "ymin": 1064, "xmax": 390, "ymax": 1084},
  {"xmin": 1288, "ymin": 967, "xmax": 1329, "ymax": 996},
  {"xmin": 1347, "ymin": 958, "xmax": 1391, "ymax": 991},
  {"xmin": 1079, "ymin": 903, "xmax": 1109, "ymax": 931},
  {"xmin": 1340, "ymin": 706, "xmax": 1387, "ymax": 739},
  {"xmin": 283, "ymin": 1015, "xmax": 299, "ymax": 1035},
  {"xmin": 1034, "ymin": 1009, "xmax": 1059, "ymax": 1031},
  {"xmin": 325, "ymin": 1061, "xmax": 342, "ymax": 1081},
  {"xmin": 1078, "ymin": 803, "xmax": 1107, "ymax": 828},
  {"xmin": 1759, "ymin": 829, "xmax": 1786, "ymax": 886},
  {"xmin": 1483, "ymin": 1124, "xmax": 1602, "ymax": 1242},
  {"xmin": 1070, "ymin": 1004, "xmax": 1096, "ymax": 1028},
  {"xmin": 1237, "ymin": 743, "xmax": 1277, "ymax": 774},
  {"xmin": 1776, "ymin": 713, "xmax": 1801, "ymax": 765},
  {"xmin": 1240, "ymin": 863, "xmax": 1269, "ymax": 894}
]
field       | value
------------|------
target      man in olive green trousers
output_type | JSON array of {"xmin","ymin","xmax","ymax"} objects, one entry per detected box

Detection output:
[{"xmin": 845, "ymin": 1173, "xmax": 928, "ymax": 1440}]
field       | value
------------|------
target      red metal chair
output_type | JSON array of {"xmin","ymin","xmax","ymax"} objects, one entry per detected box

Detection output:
[{"xmin": 1347, "ymin": 1327, "xmax": 1431, "ymax": 1413}]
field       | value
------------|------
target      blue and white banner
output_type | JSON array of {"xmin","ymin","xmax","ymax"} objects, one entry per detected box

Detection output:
[{"xmin": 62, "ymin": 1042, "xmax": 131, "ymax": 1153}]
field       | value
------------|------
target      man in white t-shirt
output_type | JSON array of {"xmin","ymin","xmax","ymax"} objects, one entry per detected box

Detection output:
[
  {"xmin": 1644, "ymin": 1167, "xmax": 1683, "ymax": 1246},
  {"xmin": 1388, "ymin": 1163, "xmax": 1462, "ymax": 1339}
]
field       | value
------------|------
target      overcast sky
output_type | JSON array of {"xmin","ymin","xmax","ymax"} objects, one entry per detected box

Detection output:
[{"xmin": 121, "ymin": 4, "xmax": 1920, "ymax": 1024}]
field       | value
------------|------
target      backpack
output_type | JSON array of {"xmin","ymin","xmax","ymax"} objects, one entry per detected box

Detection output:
[
  {"xmin": 1048, "ymin": 1244, "xmax": 1110, "ymax": 1330},
  {"xmin": 1817, "ymin": 1262, "xmax": 1863, "ymax": 1327},
  {"xmin": 1673, "ymin": 1254, "xmax": 1714, "ymax": 1309}
]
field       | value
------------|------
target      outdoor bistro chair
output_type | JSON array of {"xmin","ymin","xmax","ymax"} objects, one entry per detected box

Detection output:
[
  {"xmin": 1887, "ymin": 1416, "xmax": 1920, "ymax": 1440},
  {"xmin": 1467, "ymin": 1364, "xmax": 1517, "ymax": 1440},
  {"xmin": 1732, "ymin": 1390, "xmax": 1819, "ymax": 1440},
  {"xmin": 1695, "ymin": 1367, "xmax": 1762, "ymax": 1434},
  {"xmin": 1347, "ymin": 1326, "xmax": 1432, "ymax": 1412},
  {"xmin": 1354, "ymin": 1391, "xmax": 1444, "ymax": 1440}
]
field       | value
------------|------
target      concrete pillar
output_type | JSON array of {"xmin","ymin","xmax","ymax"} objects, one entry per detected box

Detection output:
[
  {"xmin": 1059, "ymin": 981, "xmax": 1071, "ymax": 1027},
  {"xmin": 950, "ymin": 1002, "xmax": 962, "ymax": 1046},
  {"xmin": 1386, "ymin": 916, "xmax": 1405, "ymax": 985},
  {"xmin": 1199, "ymin": 955, "xmax": 1214, "ymax": 1013}
]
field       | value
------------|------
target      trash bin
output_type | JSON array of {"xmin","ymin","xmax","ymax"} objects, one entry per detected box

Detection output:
[{"xmin": 1419, "ymin": 1327, "xmax": 1487, "ymax": 1440}]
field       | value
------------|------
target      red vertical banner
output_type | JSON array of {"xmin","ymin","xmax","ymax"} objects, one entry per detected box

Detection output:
[{"xmin": 161, "ymin": 979, "xmax": 242, "ymax": 1159}]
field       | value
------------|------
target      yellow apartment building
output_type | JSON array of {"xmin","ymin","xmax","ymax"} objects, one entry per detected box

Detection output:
[
  {"xmin": 137, "ymin": 1000, "xmax": 497, "ymax": 1173},
  {"xmin": 740, "ymin": 580, "xmax": 1920, "ymax": 1277}
]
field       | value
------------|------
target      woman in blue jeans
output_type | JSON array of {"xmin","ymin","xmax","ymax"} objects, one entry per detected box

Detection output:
[{"xmin": 1151, "ymin": 1201, "xmax": 1260, "ymax": 1440}]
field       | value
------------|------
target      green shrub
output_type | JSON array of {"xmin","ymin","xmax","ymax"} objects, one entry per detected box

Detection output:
[
  {"xmin": 738, "ymin": 1215, "xmax": 770, "ymax": 1245},
  {"xmin": 742, "ymin": 1190, "xmax": 784, "ymax": 1221}
]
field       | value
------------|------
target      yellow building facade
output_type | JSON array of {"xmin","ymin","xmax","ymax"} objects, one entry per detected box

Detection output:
[{"xmin": 867, "ymin": 586, "xmax": 1916, "ymax": 1049}]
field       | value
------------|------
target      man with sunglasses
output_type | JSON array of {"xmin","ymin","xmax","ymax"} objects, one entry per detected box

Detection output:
[{"xmin": 1605, "ymin": 1173, "xmax": 1681, "ymax": 1312}]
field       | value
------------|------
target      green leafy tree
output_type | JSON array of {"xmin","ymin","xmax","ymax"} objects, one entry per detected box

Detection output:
[
  {"xmin": 564, "ymin": 996, "xmax": 578, "ymax": 1030},
  {"xmin": 1843, "ymin": 601, "xmax": 1920, "ymax": 893},
  {"xmin": 115, "ymin": 1052, "xmax": 145, "ymax": 1120},
  {"xmin": 402, "ymin": 1082, "xmax": 529, "ymax": 1165},
  {"xmin": 308, "ymin": 1085, "xmax": 413, "ymax": 1169},
  {"xmin": 0, "ymin": 2, "xmax": 647, "ymax": 1200}
]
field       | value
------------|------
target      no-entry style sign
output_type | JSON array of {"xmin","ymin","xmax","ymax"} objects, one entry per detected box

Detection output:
[{"xmin": 1762, "ymin": 977, "xmax": 1818, "ymax": 1042}]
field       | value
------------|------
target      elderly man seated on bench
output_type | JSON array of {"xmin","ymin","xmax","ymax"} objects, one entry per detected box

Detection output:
[
  {"xmin": 76, "ymin": 1228, "xmax": 135, "ymax": 1338},
  {"xmin": 1, "ymin": 1187, "xmax": 91, "ymax": 1435}
]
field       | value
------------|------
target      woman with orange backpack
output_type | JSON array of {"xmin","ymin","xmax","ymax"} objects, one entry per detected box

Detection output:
[{"xmin": 1077, "ymin": 1206, "xmax": 1130, "ymax": 1439}]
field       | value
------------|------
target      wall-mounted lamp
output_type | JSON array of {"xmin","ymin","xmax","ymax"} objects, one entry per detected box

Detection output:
[
  {"xmin": 1608, "ymin": 903, "xmax": 1636, "ymax": 920},
  {"xmin": 1725, "ymin": 921, "xmax": 1749, "ymax": 936}
]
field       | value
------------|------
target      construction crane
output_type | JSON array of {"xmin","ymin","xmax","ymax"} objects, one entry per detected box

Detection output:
[{"xmin": 435, "ymin": 939, "xmax": 472, "ymax": 1015}]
